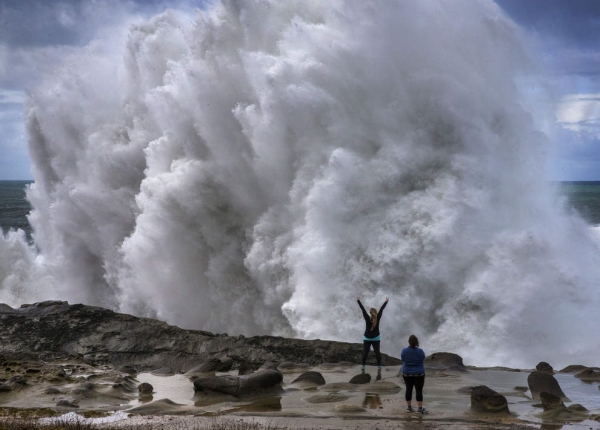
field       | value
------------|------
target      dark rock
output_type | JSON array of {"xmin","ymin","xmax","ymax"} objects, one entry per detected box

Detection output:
[
  {"xmin": 44, "ymin": 387, "xmax": 64, "ymax": 395},
  {"xmin": 568, "ymin": 404, "xmax": 588, "ymax": 412},
  {"xmin": 186, "ymin": 357, "xmax": 233, "ymax": 376},
  {"xmin": 0, "ymin": 301, "xmax": 401, "ymax": 373},
  {"xmin": 193, "ymin": 369, "xmax": 283, "ymax": 397},
  {"xmin": 291, "ymin": 371, "xmax": 326, "ymax": 386},
  {"xmin": 56, "ymin": 398, "xmax": 79, "ymax": 408},
  {"xmin": 138, "ymin": 382, "xmax": 153, "ymax": 394},
  {"xmin": 118, "ymin": 365, "xmax": 138, "ymax": 374},
  {"xmin": 349, "ymin": 373, "xmax": 371, "ymax": 384},
  {"xmin": 0, "ymin": 383, "xmax": 12, "ymax": 392},
  {"xmin": 425, "ymin": 352, "xmax": 466, "ymax": 371},
  {"xmin": 559, "ymin": 365, "xmax": 589, "ymax": 373},
  {"xmin": 540, "ymin": 391, "xmax": 565, "ymax": 410},
  {"xmin": 536, "ymin": 362, "xmax": 554, "ymax": 373},
  {"xmin": 471, "ymin": 385, "xmax": 510, "ymax": 414},
  {"xmin": 237, "ymin": 361, "xmax": 254, "ymax": 375},
  {"xmin": 8, "ymin": 375, "xmax": 26, "ymax": 386},
  {"xmin": 574, "ymin": 367, "xmax": 600, "ymax": 382},
  {"xmin": 527, "ymin": 370, "xmax": 569, "ymax": 400}
]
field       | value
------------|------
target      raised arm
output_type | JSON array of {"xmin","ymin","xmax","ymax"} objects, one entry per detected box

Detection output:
[
  {"xmin": 378, "ymin": 297, "xmax": 389, "ymax": 316},
  {"xmin": 356, "ymin": 298, "xmax": 370, "ymax": 320}
]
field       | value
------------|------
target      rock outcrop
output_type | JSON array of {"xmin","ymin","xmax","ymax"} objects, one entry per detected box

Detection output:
[
  {"xmin": 527, "ymin": 370, "xmax": 569, "ymax": 401},
  {"xmin": 0, "ymin": 301, "xmax": 401, "ymax": 373},
  {"xmin": 425, "ymin": 352, "xmax": 466, "ymax": 372}
]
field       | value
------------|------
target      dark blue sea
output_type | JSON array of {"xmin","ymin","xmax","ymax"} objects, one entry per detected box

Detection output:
[
  {"xmin": 0, "ymin": 180, "xmax": 33, "ymax": 241},
  {"xmin": 1, "ymin": 181, "xmax": 600, "ymax": 242}
]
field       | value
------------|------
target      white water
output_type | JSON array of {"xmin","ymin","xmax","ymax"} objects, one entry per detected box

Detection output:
[{"xmin": 1, "ymin": 0, "xmax": 600, "ymax": 369}]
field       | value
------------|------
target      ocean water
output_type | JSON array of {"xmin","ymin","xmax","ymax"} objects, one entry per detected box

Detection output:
[
  {"xmin": 559, "ymin": 182, "xmax": 600, "ymax": 225},
  {"xmin": 2, "ymin": 0, "xmax": 600, "ymax": 369},
  {"xmin": 3, "ymin": 181, "xmax": 600, "ymax": 239},
  {"xmin": 0, "ymin": 181, "xmax": 33, "ymax": 241}
]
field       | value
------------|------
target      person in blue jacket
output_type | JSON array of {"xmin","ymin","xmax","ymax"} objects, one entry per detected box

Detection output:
[
  {"xmin": 401, "ymin": 334, "xmax": 427, "ymax": 414},
  {"xmin": 356, "ymin": 296, "xmax": 388, "ymax": 370}
]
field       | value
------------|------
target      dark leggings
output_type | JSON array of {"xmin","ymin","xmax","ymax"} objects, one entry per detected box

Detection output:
[
  {"xmin": 403, "ymin": 375, "xmax": 425, "ymax": 402},
  {"xmin": 362, "ymin": 340, "xmax": 381, "ymax": 366}
]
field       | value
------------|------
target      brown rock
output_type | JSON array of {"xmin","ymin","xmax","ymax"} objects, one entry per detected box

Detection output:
[
  {"xmin": 574, "ymin": 367, "xmax": 600, "ymax": 382},
  {"xmin": 193, "ymin": 369, "xmax": 283, "ymax": 397},
  {"xmin": 138, "ymin": 382, "xmax": 153, "ymax": 394},
  {"xmin": 291, "ymin": 371, "xmax": 326, "ymax": 386},
  {"xmin": 536, "ymin": 362, "xmax": 554, "ymax": 373},
  {"xmin": 470, "ymin": 385, "xmax": 510, "ymax": 414},
  {"xmin": 540, "ymin": 391, "xmax": 565, "ymax": 410},
  {"xmin": 425, "ymin": 352, "xmax": 466, "ymax": 371},
  {"xmin": 349, "ymin": 373, "xmax": 371, "ymax": 384},
  {"xmin": 527, "ymin": 370, "xmax": 569, "ymax": 401}
]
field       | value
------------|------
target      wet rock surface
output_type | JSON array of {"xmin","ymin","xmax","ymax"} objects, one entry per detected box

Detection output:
[{"xmin": 0, "ymin": 301, "xmax": 401, "ymax": 372}]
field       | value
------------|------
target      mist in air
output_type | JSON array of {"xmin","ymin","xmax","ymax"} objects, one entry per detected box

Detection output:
[{"xmin": 1, "ymin": 0, "xmax": 599, "ymax": 368}]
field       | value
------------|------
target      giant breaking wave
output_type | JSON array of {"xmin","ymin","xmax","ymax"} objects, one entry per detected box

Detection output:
[{"xmin": 1, "ymin": 0, "xmax": 599, "ymax": 368}]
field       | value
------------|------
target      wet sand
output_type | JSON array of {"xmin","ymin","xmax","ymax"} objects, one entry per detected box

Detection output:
[{"xmin": 62, "ymin": 364, "xmax": 600, "ymax": 429}]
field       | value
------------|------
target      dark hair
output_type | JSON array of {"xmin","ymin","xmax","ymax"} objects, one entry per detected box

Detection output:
[{"xmin": 408, "ymin": 334, "xmax": 419, "ymax": 348}]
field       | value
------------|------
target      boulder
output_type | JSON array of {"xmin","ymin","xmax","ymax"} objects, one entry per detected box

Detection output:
[
  {"xmin": 425, "ymin": 352, "xmax": 466, "ymax": 371},
  {"xmin": 349, "ymin": 373, "xmax": 371, "ymax": 384},
  {"xmin": 56, "ymin": 398, "xmax": 79, "ymax": 408},
  {"xmin": 574, "ymin": 367, "xmax": 600, "ymax": 382},
  {"xmin": 138, "ymin": 382, "xmax": 153, "ymax": 394},
  {"xmin": 470, "ymin": 385, "xmax": 510, "ymax": 414},
  {"xmin": 527, "ymin": 370, "xmax": 569, "ymax": 400},
  {"xmin": 540, "ymin": 391, "xmax": 564, "ymax": 410},
  {"xmin": 536, "ymin": 362, "xmax": 554, "ymax": 373},
  {"xmin": 193, "ymin": 369, "xmax": 283, "ymax": 397},
  {"xmin": 291, "ymin": 371, "xmax": 326, "ymax": 386}
]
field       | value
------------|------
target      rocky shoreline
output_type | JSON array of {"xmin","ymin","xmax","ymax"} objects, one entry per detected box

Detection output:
[{"xmin": 1, "ymin": 301, "xmax": 599, "ymax": 429}]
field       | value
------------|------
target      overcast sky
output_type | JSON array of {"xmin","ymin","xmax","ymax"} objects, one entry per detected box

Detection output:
[{"xmin": 0, "ymin": 0, "xmax": 599, "ymax": 180}]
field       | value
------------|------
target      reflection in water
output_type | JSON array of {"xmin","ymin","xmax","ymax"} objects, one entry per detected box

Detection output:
[
  {"xmin": 229, "ymin": 396, "xmax": 282, "ymax": 413},
  {"xmin": 540, "ymin": 424, "xmax": 563, "ymax": 430},
  {"xmin": 362, "ymin": 394, "xmax": 382, "ymax": 409},
  {"xmin": 138, "ymin": 394, "xmax": 153, "ymax": 403}
]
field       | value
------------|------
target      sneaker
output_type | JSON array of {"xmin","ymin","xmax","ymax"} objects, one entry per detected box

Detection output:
[
  {"xmin": 406, "ymin": 406, "xmax": 415, "ymax": 412},
  {"xmin": 417, "ymin": 407, "xmax": 427, "ymax": 414}
]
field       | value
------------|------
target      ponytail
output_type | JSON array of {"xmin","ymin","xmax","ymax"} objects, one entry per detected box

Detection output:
[{"xmin": 369, "ymin": 308, "xmax": 377, "ymax": 330}]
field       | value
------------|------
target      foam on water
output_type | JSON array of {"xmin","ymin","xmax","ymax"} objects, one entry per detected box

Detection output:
[{"xmin": 1, "ymin": 0, "xmax": 600, "ymax": 368}]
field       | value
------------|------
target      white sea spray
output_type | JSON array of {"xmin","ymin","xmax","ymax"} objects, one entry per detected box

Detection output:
[{"xmin": 0, "ymin": 0, "xmax": 599, "ymax": 368}]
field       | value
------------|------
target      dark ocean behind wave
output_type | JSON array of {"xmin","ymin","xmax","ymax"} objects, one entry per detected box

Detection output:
[
  {"xmin": 1, "ymin": 180, "xmax": 600, "ymax": 242},
  {"xmin": 0, "ymin": 181, "xmax": 33, "ymax": 241},
  {"xmin": 558, "ymin": 181, "xmax": 600, "ymax": 226}
]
